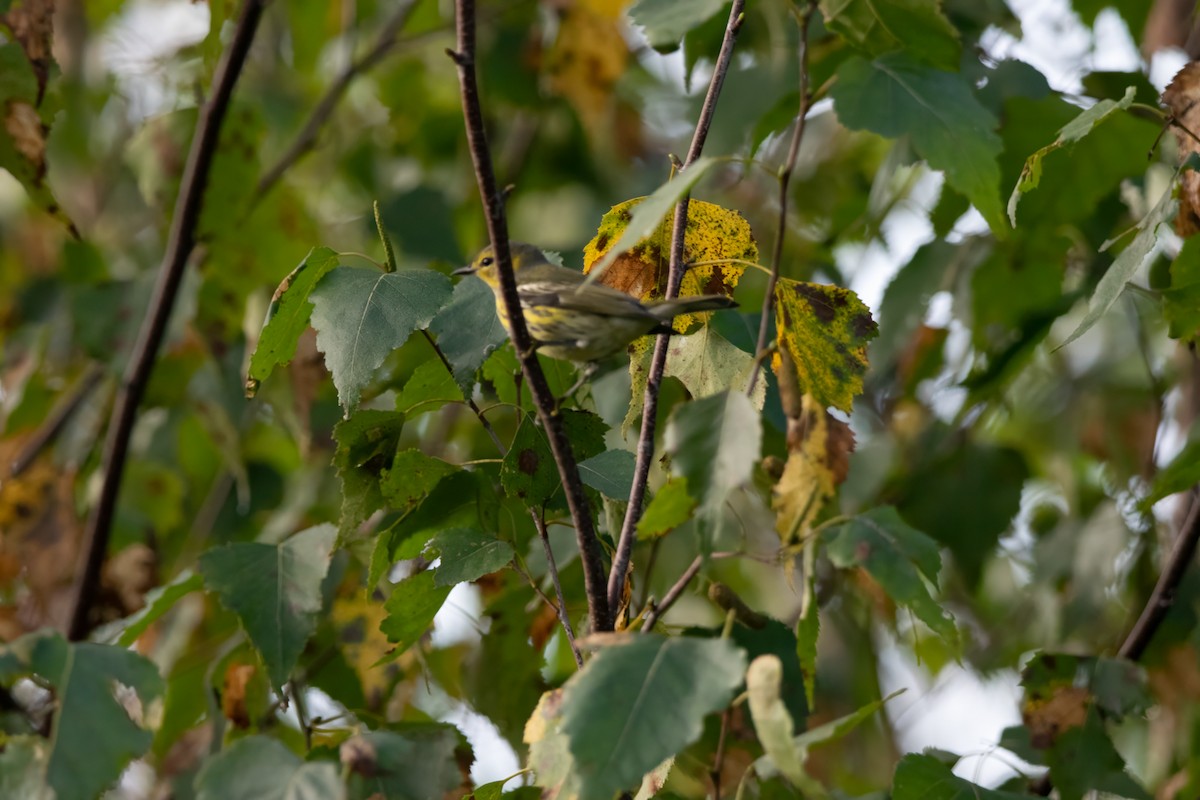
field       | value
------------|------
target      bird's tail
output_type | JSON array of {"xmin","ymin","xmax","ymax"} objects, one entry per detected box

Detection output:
[{"xmin": 647, "ymin": 294, "xmax": 738, "ymax": 321}]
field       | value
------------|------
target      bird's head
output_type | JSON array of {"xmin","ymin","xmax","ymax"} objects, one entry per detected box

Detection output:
[{"xmin": 453, "ymin": 242, "xmax": 546, "ymax": 287}]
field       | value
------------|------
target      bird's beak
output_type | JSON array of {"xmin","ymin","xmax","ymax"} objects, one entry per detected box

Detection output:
[{"xmin": 452, "ymin": 264, "xmax": 476, "ymax": 276}]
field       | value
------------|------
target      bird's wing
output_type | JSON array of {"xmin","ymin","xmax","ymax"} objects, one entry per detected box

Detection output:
[{"xmin": 517, "ymin": 280, "xmax": 657, "ymax": 321}]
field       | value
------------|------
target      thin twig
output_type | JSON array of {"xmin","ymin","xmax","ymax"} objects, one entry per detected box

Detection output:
[
  {"xmin": 255, "ymin": 1, "xmax": 420, "ymax": 200},
  {"xmin": 745, "ymin": 2, "xmax": 816, "ymax": 397},
  {"xmin": 1119, "ymin": 488, "xmax": 1200, "ymax": 660},
  {"xmin": 534, "ymin": 511, "xmax": 584, "ymax": 667},
  {"xmin": 420, "ymin": 331, "xmax": 504, "ymax": 452},
  {"xmin": 641, "ymin": 555, "xmax": 703, "ymax": 633},
  {"xmin": 451, "ymin": 0, "xmax": 610, "ymax": 632},
  {"xmin": 66, "ymin": 0, "xmax": 266, "ymax": 642},
  {"xmin": 8, "ymin": 363, "xmax": 104, "ymax": 477},
  {"xmin": 710, "ymin": 707, "xmax": 733, "ymax": 800},
  {"xmin": 609, "ymin": 0, "xmax": 748, "ymax": 613}
]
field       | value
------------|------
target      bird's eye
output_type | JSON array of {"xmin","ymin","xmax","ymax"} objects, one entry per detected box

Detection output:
[{"xmin": 481, "ymin": 257, "xmax": 494, "ymax": 267}]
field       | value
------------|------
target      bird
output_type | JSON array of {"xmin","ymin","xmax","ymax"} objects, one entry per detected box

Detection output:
[{"xmin": 453, "ymin": 242, "xmax": 737, "ymax": 365}]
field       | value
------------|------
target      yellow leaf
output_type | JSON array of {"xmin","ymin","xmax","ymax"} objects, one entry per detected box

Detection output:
[
  {"xmin": 773, "ymin": 277, "xmax": 876, "ymax": 413},
  {"xmin": 545, "ymin": 4, "xmax": 629, "ymax": 134},
  {"xmin": 331, "ymin": 593, "xmax": 394, "ymax": 705}
]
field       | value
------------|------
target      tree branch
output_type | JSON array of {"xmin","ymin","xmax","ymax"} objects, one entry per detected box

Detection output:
[
  {"xmin": 745, "ymin": 2, "xmax": 815, "ymax": 397},
  {"xmin": 1119, "ymin": 488, "xmax": 1200, "ymax": 660},
  {"xmin": 255, "ymin": 0, "xmax": 420, "ymax": 201},
  {"xmin": 66, "ymin": 0, "xmax": 266, "ymax": 642},
  {"xmin": 641, "ymin": 554, "xmax": 703, "ymax": 633},
  {"xmin": 608, "ymin": 0, "xmax": 748, "ymax": 613},
  {"xmin": 9, "ymin": 363, "xmax": 104, "ymax": 478},
  {"xmin": 450, "ymin": 0, "xmax": 610, "ymax": 632}
]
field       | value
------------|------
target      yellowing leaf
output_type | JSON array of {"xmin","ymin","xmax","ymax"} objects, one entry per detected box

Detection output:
[
  {"xmin": 331, "ymin": 593, "xmax": 393, "ymax": 705},
  {"xmin": 545, "ymin": 4, "xmax": 629, "ymax": 134},
  {"xmin": 583, "ymin": 197, "xmax": 756, "ymax": 331},
  {"xmin": 773, "ymin": 278, "xmax": 877, "ymax": 413}
]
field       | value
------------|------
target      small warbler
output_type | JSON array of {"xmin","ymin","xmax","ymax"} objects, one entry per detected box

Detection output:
[{"xmin": 454, "ymin": 243, "xmax": 737, "ymax": 363}]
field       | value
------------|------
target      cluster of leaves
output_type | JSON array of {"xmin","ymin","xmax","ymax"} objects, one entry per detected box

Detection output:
[{"xmin": 2, "ymin": 0, "xmax": 1200, "ymax": 798}]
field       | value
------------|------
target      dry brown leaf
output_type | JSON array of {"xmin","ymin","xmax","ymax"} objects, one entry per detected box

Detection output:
[
  {"xmin": 1022, "ymin": 684, "xmax": 1091, "ymax": 748},
  {"xmin": 221, "ymin": 663, "xmax": 257, "ymax": 729},
  {"xmin": 1163, "ymin": 61, "xmax": 1200, "ymax": 236}
]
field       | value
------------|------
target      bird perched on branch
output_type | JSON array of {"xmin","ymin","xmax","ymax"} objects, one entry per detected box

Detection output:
[{"xmin": 454, "ymin": 242, "xmax": 737, "ymax": 364}]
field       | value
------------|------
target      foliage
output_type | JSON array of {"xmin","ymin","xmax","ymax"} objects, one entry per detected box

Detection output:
[{"xmin": 1, "ymin": 0, "xmax": 1197, "ymax": 798}]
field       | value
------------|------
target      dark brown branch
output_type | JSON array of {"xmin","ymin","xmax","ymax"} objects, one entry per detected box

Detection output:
[
  {"xmin": 1119, "ymin": 488, "xmax": 1200, "ymax": 660},
  {"xmin": 9, "ymin": 363, "xmax": 104, "ymax": 477},
  {"xmin": 420, "ymin": 332, "xmax": 583, "ymax": 660},
  {"xmin": 255, "ymin": 1, "xmax": 420, "ymax": 200},
  {"xmin": 451, "ymin": 0, "xmax": 611, "ymax": 632},
  {"xmin": 746, "ymin": 2, "xmax": 815, "ymax": 397},
  {"xmin": 66, "ymin": 0, "xmax": 266, "ymax": 642},
  {"xmin": 641, "ymin": 555, "xmax": 703, "ymax": 633},
  {"xmin": 609, "ymin": 0, "xmax": 748, "ymax": 612}
]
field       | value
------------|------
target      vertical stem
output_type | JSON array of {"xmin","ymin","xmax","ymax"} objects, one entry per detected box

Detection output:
[
  {"xmin": 67, "ymin": 0, "xmax": 267, "ymax": 641},
  {"xmin": 608, "ymin": 0, "xmax": 748, "ymax": 613},
  {"xmin": 746, "ymin": 2, "xmax": 816, "ymax": 397},
  {"xmin": 450, "ymin": 0, "xmax": 611, "ymax": 631}
]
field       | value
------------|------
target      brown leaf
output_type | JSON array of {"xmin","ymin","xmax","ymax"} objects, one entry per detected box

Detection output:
[
  {"xmin": 529, "ymin": 602, "xmax": 559, "ymax": 651},
  {"xmin": 1022, "ymin": 685, "xmax": 1090, "ymax": 748},
  {"xmin": 99, "ymin": 544, "xmax": 158, "ymax": 621},
  {"xmin": 4, "ymin": 100, "xmax": 46, "ymax": 174},
  {"xmin": 222, "ymin": 663, "xmax": 257, "ymax": 729},
  {"xmin": 1163, "ymin": 62, "xmax": 1200, "ymax": 236}
]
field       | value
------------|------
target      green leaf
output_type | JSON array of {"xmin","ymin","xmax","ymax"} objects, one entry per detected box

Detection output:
[
  {"xmin": 896, "ymin": 442, "xmax": 1028, "ymax": 588},
  {"xmin": 1143, "ymin": 438, "xmax": 1200, "ymax": 509},
  {"xmin": 243, "ymin": 250, "xmax": 338, "ymax": 398},
  {"xmin": 428, "ymin": 275, "xmax": 509, "ymax": 390},
  {"xmin": 198, "ymin": 524, "xmax": 337, "ymax": 690},
  {"xmin": 819, "ymin": 0, "xmax": 961, "ymax": 71},
  {"xmin": 586, "ymin": 157, "xmax": 720, "ymax": 281},
  {"xmin": 1058, "ymin": 182, "xmax": 1176, "ymax": 348},
  {"xmin": 333, "ymin": 410, "xmax": 407, "ymax": 538},
  {"xmin": 628, "ymin": 0, "xmax": 729, "ymax": 49},
  {"xmin": 1008, "ymin": 87, "xmax": 1137, "ymax": 225},
  {"xmin": 380, "ymin": 448, "xmax": 458, "ymax": 515},
  {"xmin": 0, "ymin": 737, "xmax": 53, "ymax": 800},
  {"xmin": 665, "ymin": 325, "xmax": 765, "ymax": 409},
  {"xmin": 395, "ymin": 358, "xmax": 465, "ymax": 416},
  {"xmin": 346, "ymin": 727, "xmax": 462, "ymax": 800},
  {"xmin": 821, "ymin": 507, "xmax": 957, "ymax": 645},
  {"xmin": 428, "ymin": 527, "xmax": 515, "ymax": 586},
  {"xmin": 893, "ymin": 752, "xmax": 1030, "ymax": 799},
  {"xmin": 832, "ymin": 53, "xmax": 1005, "ymax": 234},
  {"xmin": 369, "ymin": 471, "xmax": 499, "ymax": 587},
  {"xmin": 636, "ymin": 477, "xmax": 698, "ymax": 540},
  {"xmin": 773, "ymin": 278, "xmax": 878, "ymax": 412},
  {"xmin": 578, "ymin": 449, "xmax": 637, "ymax": 499},
  {"xmin": 309, "ymin": 265, "xmax": 453, "ymax": 411},
  {"xmin": 0, "ymin": 633, "xmax": 164, "ymax": 800},
  {"xmin": 92, "ymin": 570, "xmax": 204, "ymax": 647},
  {"xmin": 194, "ymin": 736, "xmax": 343, "ymax": 800},
  {"xmin": 1162, "ymin": 234, "xmax": 1200, "ymax": 344},
  {"xmin": 378, "ymin": 570, "xmax": 453, "ymax": 661},
  {"xmin": 470, "ymin": 591, "xmax": 548, "ymax": 749},
  {"xmin": 664, "ymin": 391, "xmax": 761, "ymax": 516},
  {"xmin": 502, "ymin": 410, "xmax": 607, "ymax": 507},
  {"xmin": 1045, "ymin": 716, "xmax": 1151, "ymax": 800},
  {"xmin": 561, "ymin": 635, "xmax": 747, "ymax": 800}
]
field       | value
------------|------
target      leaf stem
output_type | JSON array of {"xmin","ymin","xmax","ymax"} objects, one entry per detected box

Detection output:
[
  {"xmin": 609, "ymin": 0, "xmax": 748, "ymax": 615},
  {"xmin": 374, "ymin": 201, "xmax": 398, "ymax": 273},
  {"xmin": 746, "ymin": 2, "xmax": 816, "ymax": 398},
  {"xmin": 67, "ymin": 0, "xmax": 266, "ymax": 642}
]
